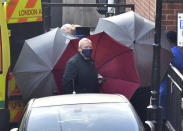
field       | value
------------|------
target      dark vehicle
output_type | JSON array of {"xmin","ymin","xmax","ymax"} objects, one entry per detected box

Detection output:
[{"xmin": 11, "ymin": 94, "xmax": 144, "ymax": 131}]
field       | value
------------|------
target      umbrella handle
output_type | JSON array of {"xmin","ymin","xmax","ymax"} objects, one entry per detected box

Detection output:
[
  {"xmin": 98, "ymin": 74, "xmax": 106, "ymax": 84},
  {"xmin": 99, "ymin": 84, "xmax": 105, "ymax": 93}
]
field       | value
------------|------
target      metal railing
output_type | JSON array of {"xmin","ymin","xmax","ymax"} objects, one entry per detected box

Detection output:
[{"xmin": 166, "ymin": 64, "xmax": 183, "ymax": 131}]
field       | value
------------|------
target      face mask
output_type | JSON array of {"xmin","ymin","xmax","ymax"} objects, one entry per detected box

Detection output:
[{"xmin": 82, "ymin": 49, "xmax": 92, "ymax": 57}]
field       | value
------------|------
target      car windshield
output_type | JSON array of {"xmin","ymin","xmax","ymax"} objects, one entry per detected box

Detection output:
[{"xmin": 26, "ymin": 103, "xmax": 143, "ymax": 131}]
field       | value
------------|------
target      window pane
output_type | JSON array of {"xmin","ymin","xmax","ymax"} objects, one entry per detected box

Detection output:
[{"xmin": 27, "ymin": 108, "xmax": 62, "ymax": 131}]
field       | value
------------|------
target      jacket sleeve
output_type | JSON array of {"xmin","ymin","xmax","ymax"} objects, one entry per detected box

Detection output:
[
  {"xmin": 171, "ymin": 47, "xmax": 183, "ymax": 72},
  {"xmin": 62, "ymin": 61, "xmax": 77, "ymax": 94}
]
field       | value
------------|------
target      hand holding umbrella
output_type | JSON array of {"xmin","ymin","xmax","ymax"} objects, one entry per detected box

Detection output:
[{"xmin": 98, "ymin": 74, "xmax": 105, "ymax": 85}]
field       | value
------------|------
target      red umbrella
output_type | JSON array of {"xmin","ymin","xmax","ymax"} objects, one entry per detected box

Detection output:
[{"xmin": 54, "ymin": 32, "xmax": 140, "ymax": 99}]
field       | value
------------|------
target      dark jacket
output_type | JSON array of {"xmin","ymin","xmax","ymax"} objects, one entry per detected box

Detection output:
[{"xmin": 62, "ymin": 52, "xmax": 99, "ymax": 94}]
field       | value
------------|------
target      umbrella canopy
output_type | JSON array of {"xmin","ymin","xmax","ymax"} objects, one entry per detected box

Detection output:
[
  {"xmin": 13, "ymin": 28, "xmax": 76, "ymax": 101},
  {"xmin": 54, "ymin": 32, "xmax": 140, "ymax": 99},
  {"xmin": 94, "ymin": 11, "xmax": 173, "ymax": 87}
]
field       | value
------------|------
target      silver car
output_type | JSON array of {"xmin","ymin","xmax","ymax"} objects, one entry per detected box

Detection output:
[{"xmin": 12, "ymin": 94, "xmax": 145, "ymax": 131}]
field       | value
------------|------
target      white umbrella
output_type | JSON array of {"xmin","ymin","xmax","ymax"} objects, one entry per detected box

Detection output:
[{"xmin": 13, "ymin": 28, "xmax": 76, "ymax": 101}]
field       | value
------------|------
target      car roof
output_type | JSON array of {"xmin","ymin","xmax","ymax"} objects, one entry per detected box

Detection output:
[{"xmin": 31, "ymin": 94, "xmax": 129, "ymax": 108}]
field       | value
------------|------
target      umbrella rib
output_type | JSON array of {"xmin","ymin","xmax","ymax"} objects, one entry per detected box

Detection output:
[
  {"xmin": 27, "ymin": 72, "xmax": 54, "ymax": 100},
  {"xmin": 97, "ymin": 50, "xmax": 132, "ymax": 71},
  {"xmin": 94, "ymin": 32, "xmax": 105, "ymax": 61},
  {"xmin": 26, "ymin": 43, "xmax": 52, "ymax": 68},
  {"xmin": 103, "ymin": 75, "xmax": 139, "ymax": 84},
  {"xmin": 104, "ymin": 18, "xmax": 134, "ymax": 42},
  {"xmin": 13, "ymin": 70, "xmax": 51, "ymax": 73},
  {"xmin": 71, "ymin": 41, "xmax": 78, "ymax": 51}
]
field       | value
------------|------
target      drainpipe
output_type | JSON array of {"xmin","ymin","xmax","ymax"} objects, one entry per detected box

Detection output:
[{"xmin": 147, "ymin": 0, "xmax": 163, "ymax": 131}]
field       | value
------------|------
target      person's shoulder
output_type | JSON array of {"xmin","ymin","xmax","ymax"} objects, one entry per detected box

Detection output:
[
  {"xmin": 172, "ymin": 46, "xmax": 183, "ymax": 53},
  {"xmin": 67, "ymin": 53, "xmax": 80, "ymax": 65}
]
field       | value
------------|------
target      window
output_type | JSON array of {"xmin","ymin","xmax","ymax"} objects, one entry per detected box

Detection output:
[
  {"xmin": 0, "ymin": 27, "xmax": 2, "ymax": 73},
  {"xmin": 26, "ymin": 103, "xmax": 143, "ymax": 131}
]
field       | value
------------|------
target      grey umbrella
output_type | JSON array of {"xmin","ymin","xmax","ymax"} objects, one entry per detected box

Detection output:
[
  {"xmin": 94, "ymin": 11, "xmax": 173, "ymax": 87},
  {"xmin": 13, "ymin": 28, "xmax": 75, "ymax": 101}
]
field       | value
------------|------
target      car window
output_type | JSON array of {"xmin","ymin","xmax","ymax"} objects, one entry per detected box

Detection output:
[{"xmin": 26, "ymin": 103, "xmax": 143, "ymax": 131}]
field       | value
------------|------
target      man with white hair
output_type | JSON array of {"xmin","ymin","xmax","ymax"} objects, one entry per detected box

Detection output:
[{"xmin": 62, "ymin": 38, "xmax": 102, "ymax": 94}]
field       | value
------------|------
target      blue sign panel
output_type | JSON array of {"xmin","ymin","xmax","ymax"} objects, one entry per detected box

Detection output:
[{"xmin": 180, "ymin": 20, "xmax": 183, "ymax": 29}]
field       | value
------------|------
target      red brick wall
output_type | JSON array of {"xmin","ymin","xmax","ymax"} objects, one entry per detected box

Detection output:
[
  {"xmin": 162, "ymin": 2, "xmax": 183, "ymax": 31},
  {"xmin": 126, "ymin": 0, "xmax": 156, "ymax": 21},
  {"xmin": 125, "ymin": 0, "xmax": 183, "ymax": 31}
]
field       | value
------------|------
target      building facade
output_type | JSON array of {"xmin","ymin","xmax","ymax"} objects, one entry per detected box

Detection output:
[
  {"xmin": 62, "ymin": 0, "xmax": 103, "ymax": 28},
  {"xmin": 44, "ymin": 0, "xmax": 183, "ymax": 31},
  {"xmin": 126, "ymin": 0, "xmax": 183, "ymax": 31},
  {"xmin": 162, "ymin": 1, "xmax": 183, "ymax": 31},
  {"xmin": 44, "ymin": 0, "xmax": 126, "ymax": 29},
  {"xmin": 125, "ymin": 0, "xmax": 156, "ymax": 21}
]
